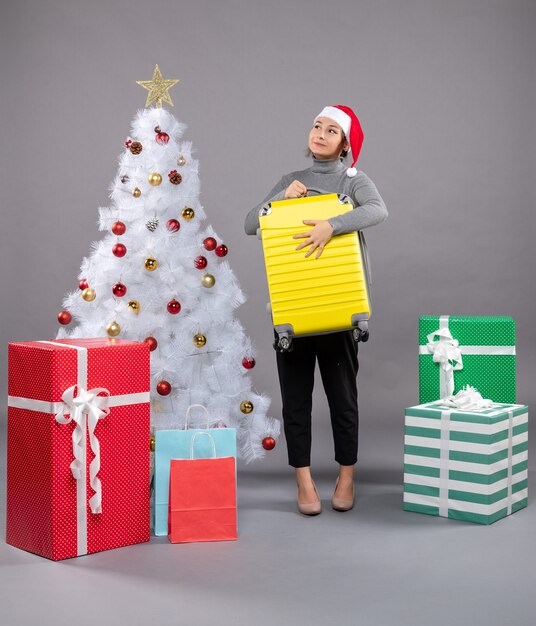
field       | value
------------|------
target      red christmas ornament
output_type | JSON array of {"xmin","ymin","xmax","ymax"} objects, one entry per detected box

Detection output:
[
  {"xmin": 262, "ymin": 437, "xmax": 276, "ymax": 451},
  {"xmin": 57, "ymin": 310, "xmax": 72, "ymax": 325},
  {"xmin": 215, "ymin": 244, "xmax": 228, "ymax": 257},
  {"xmin": 156, "ymin": 380, "xmax": 172, "ymax": 396},
  {"xmin": 166, "ymin": 218, "xmax": 180, "ymax": 232},
  {"xmin": 242, "ymin": 357, "xmax": 256, "ymax": 370},
  {"xmin": 78, "ymin": 278, "xmax": 89, "ymax": 290},
  {"xmin": 156, "ymin": 131, "xmax": 170, "ymax": 145},
  {"xmin": 194, "ymin": 255, "xmax": 208, "ymax": 270},
  {"xmin": 112, "ymin": 282, "xmax": 127, "ymax": 297},
  {"xmin": 203, "ymin": 237, "xmax": 217, "ymax": 251},
  {"xmin": 112, "ymin": 221, "xmax": 126, "ymax": 236},
  {"xmin": 112, "ymin": 243, "xmax": 127, "ymax": 257},
  {"xmin": 167, "ymin": 299, "xmax": 181, "ymax": 314},
  {"xmin": 144, "ymin": 336, "xmax": 158, "ymax": 351}
]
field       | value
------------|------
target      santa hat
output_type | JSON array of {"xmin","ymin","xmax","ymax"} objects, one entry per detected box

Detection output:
[{"xmin": 315, "ymin": 105, "xmax": 364, "ymax": 177}]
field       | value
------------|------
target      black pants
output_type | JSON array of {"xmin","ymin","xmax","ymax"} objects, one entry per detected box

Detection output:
[{"xmin": 276, "ymin": 330, "xmax": 359, "ymax": 468}]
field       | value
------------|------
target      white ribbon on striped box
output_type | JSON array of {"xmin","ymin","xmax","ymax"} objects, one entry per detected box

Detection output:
[
  {"xmin": 7, "ymin": 340, "xmax": 150, "ymax": 556},
  {"xmin": 436, "ymin": 402, "xmax": 515, "ymax": 519},
  {"xmin": 419, "ymin": 315, "xmax": 516, "ymax": 398}
]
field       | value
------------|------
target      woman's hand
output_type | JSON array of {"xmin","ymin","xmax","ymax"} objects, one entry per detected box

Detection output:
[
  {"xmin": 293, "ymin": 220, "xmax": 334, "ymax": 258},
  {"xmin": 284, "ymin": 180, "xmax": 307, "ymax": 198}
]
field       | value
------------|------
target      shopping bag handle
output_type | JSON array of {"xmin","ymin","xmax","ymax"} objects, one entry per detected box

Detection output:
[
  {"xmin": 185, "ymin": 404, "xmax": 210, "ymax": 430},
  {"xmin": 189, "ymin": 431, "xmax": 217, "ymax": 459}
]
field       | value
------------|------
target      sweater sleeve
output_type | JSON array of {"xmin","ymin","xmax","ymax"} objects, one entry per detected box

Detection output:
[
  {"xmin": 327, "ymin": 172, "xmax": 388, "ymax": 235},
  {"xmin": 244, "ymin": 176, "xmax": 290, "ymax": 235}
]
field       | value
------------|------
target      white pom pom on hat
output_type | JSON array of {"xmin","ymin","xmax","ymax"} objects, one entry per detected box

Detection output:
[{"xmin": 315, "ymin": 105, "xmax": 364, "ymax": 177}]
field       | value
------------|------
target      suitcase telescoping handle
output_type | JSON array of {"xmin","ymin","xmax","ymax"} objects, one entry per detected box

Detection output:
[
  {"xmin": 303, "ymin": 186, "xmax": 327, "ymax": 196},
  {"xmin": 305, "ymin": 188, "xmax": 353, "ymax": 206},
  {"xmin": 257, "ymin": 189, "xmax": 353, "ymax": 238},
  {"xmin": 259, "ymin": 188, "xmax": 352, "ymax": 219}
]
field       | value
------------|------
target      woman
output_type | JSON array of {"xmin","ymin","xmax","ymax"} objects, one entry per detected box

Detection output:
[{"xmin": 245, "ymin": 105, "xmax": 387, "ymax": 515}]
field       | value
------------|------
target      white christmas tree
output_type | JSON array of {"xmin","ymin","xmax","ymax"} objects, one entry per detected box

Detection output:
[{"xmin": 57, "ymin": 66, "xmax": 279, "ymax": 461}]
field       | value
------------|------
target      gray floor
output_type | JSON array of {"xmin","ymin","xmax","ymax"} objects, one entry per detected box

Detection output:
[{"xmin": 1, "ymin": 426, "xmax": 535, "ymax": 626}]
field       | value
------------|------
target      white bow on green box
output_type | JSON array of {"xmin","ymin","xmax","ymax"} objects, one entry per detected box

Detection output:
[{"xmin": 418, "ymin": 315, "xmax": 516, "ymax": 404}]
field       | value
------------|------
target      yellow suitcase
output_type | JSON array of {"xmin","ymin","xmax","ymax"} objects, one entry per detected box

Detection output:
[{"xmin": 259, "ymin": 191, "xmax": 371, "ymax": 351}]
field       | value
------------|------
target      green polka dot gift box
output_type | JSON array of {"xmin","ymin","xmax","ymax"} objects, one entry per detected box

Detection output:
[
  {"xmin": 404, "ymin": 400, "xmax": 528, "ymax": 525},
  {"xmin": 419, "ymin": 316, "xmax": 516, "ymax": 404}
]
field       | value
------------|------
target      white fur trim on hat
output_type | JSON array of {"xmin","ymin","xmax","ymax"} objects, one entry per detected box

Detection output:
[{"xmin": 315, "ymin": 106, "xmax": 352, "ymax": 137}]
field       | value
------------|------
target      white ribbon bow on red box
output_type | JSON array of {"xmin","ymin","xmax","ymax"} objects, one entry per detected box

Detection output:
[{"xmin": 55, "ymin": 384, "xmax": 111, "ymax": 515}]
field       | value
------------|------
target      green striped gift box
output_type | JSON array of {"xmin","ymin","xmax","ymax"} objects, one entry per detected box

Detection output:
[
  {"xmin": 419, "ymin": 316, "xmax": 516, "ymax": 404},
  {"xmin": 404, "ymin": 401, "xmax": 528, "ymax": 524}
]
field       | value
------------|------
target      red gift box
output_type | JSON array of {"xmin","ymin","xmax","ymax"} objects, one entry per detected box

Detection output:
[{"xmin": 6, "ymin": 338, "xmax": 151, "ymax": 560}]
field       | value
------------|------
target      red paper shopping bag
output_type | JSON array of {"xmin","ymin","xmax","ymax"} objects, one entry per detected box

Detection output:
[{"xmin": 168, "ymin": 432, "xmax": 237, "ymax": 543}]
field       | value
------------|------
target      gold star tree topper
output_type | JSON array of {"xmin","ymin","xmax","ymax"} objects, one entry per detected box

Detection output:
[{"xmin": 136, "ymin": 65, "xmax": 180, "ymax": 108}]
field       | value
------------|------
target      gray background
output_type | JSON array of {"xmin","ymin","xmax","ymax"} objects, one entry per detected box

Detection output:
[{"xmin": 1, "ymin": 1, "xmax": 535, "ymax": 625}]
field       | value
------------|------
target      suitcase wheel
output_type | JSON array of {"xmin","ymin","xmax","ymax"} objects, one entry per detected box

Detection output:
[
  {"xmin": 279, "ymin": 336, "xmax": 291, "ymax": 351},
  {"xmin": 273, "ymin": 334, "xmax": 293, "ymax": 352},
  {"xmin": 352, "ymin": 328, "xmax": 370, "ymax": 343}
]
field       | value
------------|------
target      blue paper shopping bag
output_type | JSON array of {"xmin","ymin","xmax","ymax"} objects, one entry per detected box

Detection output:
[
  {"xmin": 168, "ymin": 432, "xmax": 237, "ymax": 543},
  {"xmin": 154, "ymin": 405, "xmax": 237, "ymax": 536}
]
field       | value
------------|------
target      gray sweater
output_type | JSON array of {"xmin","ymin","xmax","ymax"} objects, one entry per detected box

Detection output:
[{"xmin": 244, "ymin": 158, "xmax": 388, "ymax": 236}]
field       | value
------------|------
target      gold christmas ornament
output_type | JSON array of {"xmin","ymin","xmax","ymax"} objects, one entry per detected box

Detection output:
[
  {"xmin": 152, "ymin": 398, "xmax": 164, "ymax": 414},
  {"xmin": 144, "ymin": 257, "xmax": 158, "ymax": 271},
  {"xmin": 82, "ymin": 288, "xmax": 96, "ymax": 302},
  {"xmin": 194, "ymin": 333, "xmax": 207, "ymax": 347},
  {"xmin": 106, "ymin": 321, "xmax": 121, "ymax": 337},
  {"xmin": 150, "ymin": 434, "xmax": 156, "ymax": 452},
  {"xmin": 132, "ymin": 187, "xmax": 142, "ymax": 198},
  {"xmin": 136, "ymin": 64, "xmax": 180, "ymax": 109},
  {"xmin": 201, "ymin": 273, "xmax": 216, "ymax": 288},
  {"xmin": 177, "ymin": 155, "xmax": 187, "ymax": 167},
  {"xmin": 240, "ymin": 400, "xmax": 254, "ymax": 414},
  {"xmin": 148, "ymin": 172, "xmax": 162, "ymax": 186},
  {"xmin": 128, "ymin": 300, "xmax": 141, "ymax": 313},
  {"xmin": 182, "ymin": 207, "xmax": 195, "ymax": 221}
]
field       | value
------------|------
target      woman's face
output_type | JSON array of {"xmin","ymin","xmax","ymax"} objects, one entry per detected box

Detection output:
[{"xmin": 308, "ymin": 116, "xmax": 349, "ymax": 160}]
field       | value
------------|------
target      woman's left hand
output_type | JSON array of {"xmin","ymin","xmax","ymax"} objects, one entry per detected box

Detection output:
[{"xmin": 293, "ymin": 220, "xmax": 334, "ymax": 258}]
